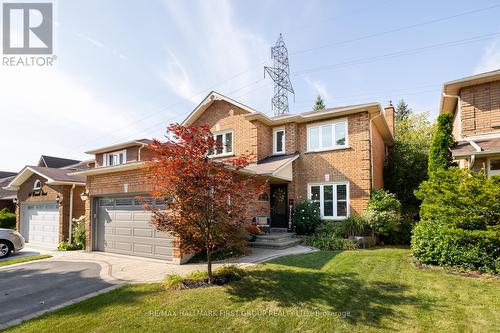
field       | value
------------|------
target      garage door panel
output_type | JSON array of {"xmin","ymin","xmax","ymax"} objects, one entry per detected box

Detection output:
[
  {"xmin": 21, "ymin": 202, "xmax": 60, "ymax": 248},
  {"xmin": 98, "ymin": 197, "xmax": 173, "ymax": 260}
]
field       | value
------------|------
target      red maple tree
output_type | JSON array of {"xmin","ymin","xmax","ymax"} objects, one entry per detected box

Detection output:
[{"xmin": 145, "ymin": 124, "xmax": 263, "ymax": 283}]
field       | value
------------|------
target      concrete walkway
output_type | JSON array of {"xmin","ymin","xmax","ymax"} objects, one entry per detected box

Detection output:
[{"xmin": 44, "ymin": 245, "xmax": 316, "ymax": 283}]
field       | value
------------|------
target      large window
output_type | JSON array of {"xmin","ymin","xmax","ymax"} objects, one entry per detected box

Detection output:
[
  {"xmin": 211, "ymin": 130, "xmax": 233, "ymax": 157},
  {"xmin": 104, "ymin": 150, "xmax": 126, "ymax": 166},
  {"xmin": 308, "ymin": 182, "xmax": 349, "ymax": 219},
  {"xmin": 307, "ymin": 120, "xmax": 348, "ymax": 152},
  {"xmin": 488, "ymin": 158, "xmax": 500, "ymax": 177},
  {"xmin": 273, "ymin": 128, "xmax": 285, "ymax": 155}
]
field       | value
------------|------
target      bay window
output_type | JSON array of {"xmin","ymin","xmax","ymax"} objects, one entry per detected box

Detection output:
[
  {"xmin": 308, "ymin": 182, "xmax": 349, "ymax": 219},
  {"xmin": 307, "ymin": 120, "xmax": 348, "ymax": 152}
]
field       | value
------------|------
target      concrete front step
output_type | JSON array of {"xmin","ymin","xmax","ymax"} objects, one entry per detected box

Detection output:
[
  {"xmin": 250, "ymin": 237, "xmax": 303, "ymax": 249},
  {"xmin": 250, "ymin": 232, "xmax": 302, "ymax": 249}
]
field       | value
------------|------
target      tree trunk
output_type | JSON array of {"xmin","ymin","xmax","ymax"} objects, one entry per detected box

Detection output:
[{"xmin": 207, "ymin": 248, "xmax": 213, "ymax": 284}]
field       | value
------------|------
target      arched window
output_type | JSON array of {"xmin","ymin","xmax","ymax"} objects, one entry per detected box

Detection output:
[{"xmin": 33, "ymin": 179, "xmax": 42, "ymax": 190}]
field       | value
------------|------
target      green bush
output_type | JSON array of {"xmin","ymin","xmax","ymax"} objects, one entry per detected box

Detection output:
[
  {"xmin": 412, "ymin": 220, "xmax": 500, "ymax": 273},
  {"xmin": 366, "ymin": 190, "xmax": 401, "ymax": 236},
  {"xmin": 57, "ymin": 242, "xmax": 82, "ymax": 251},
  {"xmin": 379, "ymin": 218, "xmax": 415, "ymax": 245},
  {"xmin": 304, "ymin": 233, "xmax": 357, "ymax": 251},
  {"xmin": 342, "ymin": 215, "xmax": 371, "ymax": 237},
  {"xmin": 164, "ymin": 274, "xmax": 185, "ymax": 290},
  {"xmin": 0, "ymin": 208, "xmax": 16, "ymax": 229},
  {"xmin": 73, "ymin": 217, "xmax": 86, "ymax": 248},
  {"xmin": 428, "ymin": 112, "xmax": 454, "ymax": 174},
  {"xmin": 315, "ymin": 220, "xmax": 343, "ymax": 236},
  {"xmin": 415, "ymin": 168, "xmax": 500, "ymax": 230},
  {"xmin": 293, "ymin": 200, "xmax": 321, "ymax": 235},
  {"xmin": 213, "ymin": 265, "xmax": 246, "ymax": 280}
]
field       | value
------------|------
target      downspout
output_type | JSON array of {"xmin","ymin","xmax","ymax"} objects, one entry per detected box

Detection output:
[
  {"xmin": 68, "ymin": 184, "xmax": 75, "ymax": 243},
  {"xmin": 465, "ymin": 139, "xmax": 481, "ymax": 170},
  {"xmin": 138, "ymin": 144, "xmax": 146, "ymax": 161},
  {"xmin": 442, "ymin": 93, "xmax": 461, "ymax": 140}
]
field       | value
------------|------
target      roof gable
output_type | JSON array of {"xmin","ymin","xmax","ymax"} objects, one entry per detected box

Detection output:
[
  {"xmin": 182, "ymin": 91, "xmax": 257, "ymax": 127},
  {"xmin": 38, "ymin": 155, "xmax": 81, "ymax": 168},
  {"xmin": 6, "ymin": 166, "xmax": 85, "ymax": 190}
]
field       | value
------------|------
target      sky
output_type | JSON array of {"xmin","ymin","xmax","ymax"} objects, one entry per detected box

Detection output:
[{"xmin": 1, "ymin": 0, "xmax": 500, "ymax": 171}]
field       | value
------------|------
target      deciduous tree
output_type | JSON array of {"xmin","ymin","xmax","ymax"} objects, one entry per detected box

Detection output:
[{"xmin": 145, "ymin": 124, "xmax": 262, "ymax": 283}]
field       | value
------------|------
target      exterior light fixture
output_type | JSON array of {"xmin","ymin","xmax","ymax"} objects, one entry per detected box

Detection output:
[
  {"xmin": 80, "ymin": 190, "xmax": 89, "ymax": 201},
  {"xmin": 56, "ymin": 194, "xmax": 63, "ymax": 205},
  {"xmin": 12, "ymin": 198, "xmax": 18, "ymax": 205}
]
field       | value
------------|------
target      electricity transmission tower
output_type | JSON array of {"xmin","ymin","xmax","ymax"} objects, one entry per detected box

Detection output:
[{"xmin": 264, "ymin": 33, "xmax": 294, "ymax": 116}]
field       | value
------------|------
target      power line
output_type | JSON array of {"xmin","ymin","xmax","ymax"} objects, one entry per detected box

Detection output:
[
  {"xmin": 291, "ymin": 3, "xmax": 500, "ymax": 56},
  {"xmin": 293, "ymin": 32, "xmax": 500, "ymax": 76}
]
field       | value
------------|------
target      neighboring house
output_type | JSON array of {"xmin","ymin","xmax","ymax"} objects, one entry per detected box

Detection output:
[
  {"xmin": 5, "ymin": 156, "xmax": 90, "ymax": 248},
  {"xmin": 440, "ymin": 69, "xmax": 500, "ymax": 176},
  {"xmin": 0, "ymin": 172, "xmax": 17, "ymax": 212},
  {"xmin": 71, "ymin": 91, "xmax": 393, "ymax": 264}
]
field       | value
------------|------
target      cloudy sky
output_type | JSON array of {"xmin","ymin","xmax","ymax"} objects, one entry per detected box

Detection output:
[{"xmin": 1, "ymin": 0, "xmax": 500, "ymax": 171}]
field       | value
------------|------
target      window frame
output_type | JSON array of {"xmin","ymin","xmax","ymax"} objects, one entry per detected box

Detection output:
[
  {"xmin": 307, "ymin": 182, "xmax": 350, "ymax": 220},
  {"xmin": 273, "ymin": 127, "xmax": 286, "ymax": 155},
  {"xmin": 210, "ymin": 129, "xmax": 234, "ymax": 157},
  {"xmin": 306, "ymin": 119, "xmax": 348, "ymax": 152},
  {"xmin": 103, "ymin": 150, "xmax": 127, "ymax": 167},
  {"xmin": 33, "ymin": 179, "xmax": 42, "ymax": 190},
  {"xmin": 487, "ymin": 158, "xmax": 500, "ymax": 177}
]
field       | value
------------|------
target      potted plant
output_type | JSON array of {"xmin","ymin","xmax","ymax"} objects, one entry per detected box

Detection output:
[{"xmin": 246, "ymin": 225, "xmax": 261, "ymax": 242}]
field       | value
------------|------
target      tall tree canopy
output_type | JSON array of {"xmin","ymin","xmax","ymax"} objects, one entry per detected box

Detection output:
[
  {"xmin": 427, "ymin": 113, "xmax": 454, "ymax": 174},
  {"xmin": 313, "ymin": 95, "xmax": 326, "ymax": 111},
  {"xmin": 145, "ymin": 124, "xmax": 262, "ymax": 283},
  {"xmin": 384, "ymin": 100, "xmax": 435, "ymax": 217}
]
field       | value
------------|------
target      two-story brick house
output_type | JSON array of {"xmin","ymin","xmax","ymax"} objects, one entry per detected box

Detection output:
[
  {"xmin": 440, "ymin": 69, "xmax": 500, "ymax": 176},
  {"xmin": 72, "ymin": 91, "xmax": 394, "ymax": 264}
]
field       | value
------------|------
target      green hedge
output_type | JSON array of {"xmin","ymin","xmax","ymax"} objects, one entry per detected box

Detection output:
[
  {"xmin": 412, "ymin": 220, "xmax": 500, "ymax": 273},
  {"xmin": 0, "ymin": 208, "xmax": 16, "ymax": 229},
  {"xmin": 293, "ymin": 200, "xmax": 321, "ymax": 235}
]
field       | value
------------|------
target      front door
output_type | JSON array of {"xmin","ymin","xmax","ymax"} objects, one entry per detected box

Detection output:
[{"xmin": 270, "ymin": 184, "xmax": 288, "ymax": 228}]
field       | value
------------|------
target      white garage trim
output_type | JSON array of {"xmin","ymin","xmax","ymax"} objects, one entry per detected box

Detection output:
[{"xmin": 20, "ymin": 201, "xmax": 60, "ymax": 248}]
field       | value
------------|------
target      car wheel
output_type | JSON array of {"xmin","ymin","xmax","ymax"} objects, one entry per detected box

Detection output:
[{"xmin": 0, "ymin": 241, "xmax": 12, "ymax": 258}]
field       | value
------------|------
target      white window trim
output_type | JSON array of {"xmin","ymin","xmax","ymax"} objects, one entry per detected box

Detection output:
[
  {"xmin": 487, "ymin": 158, "xmax": 500, "ymax": 177},
  {"xmin": 273, "ymin": 127, "xmax": 286, "ymax": 155},
  {"xmin": 103, "ymin": 150, "xmax": 127, "ymax": 167},
  {"xmin": 33, "ymin": 179, "xmax": 42, "ymax": 190},
  {"xmin": 306, "ymin": 119, "xmax": 348, "ymax": 152},
  {"xmin": 307, "ymin": 182, "xmax": 350, "ymax": 220},
  {"xmin": 210, "ymin": 129, "xmax": 234, "ymax": 157}
]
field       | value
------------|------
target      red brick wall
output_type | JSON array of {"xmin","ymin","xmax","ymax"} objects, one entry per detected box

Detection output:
[
  {"xmin": 289, "ymin": 112, "xmax": 372, "ymax": 215},
  {"xmin": 191, "ymin": 100, "xmax": 260, "ymax": 162},
  {"xmin": 460, "ymin": 80, "xmax": 500, "ymax": 137}
]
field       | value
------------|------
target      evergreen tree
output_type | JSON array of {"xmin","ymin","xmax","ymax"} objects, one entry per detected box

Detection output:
[
  {"xmin": 427, "ymin": 113, "xmax": 454, "ymax": 174},
  {"xmin": 396, "ymin": 100, "xmax": 411, "ymax": 121},
  {"xmin": 313, "ymin": 95, "xmax": 325, "ymax": 111}
]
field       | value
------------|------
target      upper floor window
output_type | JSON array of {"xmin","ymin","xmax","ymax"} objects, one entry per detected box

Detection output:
[
  {"xmin": 488, "ymin": 158, "xmax": 500, "ymax": 177},
  {"xmin": 308, "ymin": 182, "xmax": 349, "ymax": 219},
  {"xmin": 307, "ymin": 120, "xmax": 348, "ymax": 152},
  {"xmin": 273, "ymin": 128, "xmax": 285, "ymax": 155},
  {"xmin": 33, "ymin": 179, "xmax": 41, "ymax": 190},
  {"xmin": 104, "ymin": 150, "xmax": 126, "ymax": 166},
  {"xmin": 211, "ymin": 130, "xmax": 233, "ymax": 157}
]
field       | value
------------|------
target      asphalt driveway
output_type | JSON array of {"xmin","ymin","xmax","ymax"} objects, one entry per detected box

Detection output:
[{"xmin": 0, "ymin": 261, "xmax": 116, "ymax": 328}]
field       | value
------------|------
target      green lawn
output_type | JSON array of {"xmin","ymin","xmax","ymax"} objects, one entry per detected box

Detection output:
[
  {"xmin": 7, "ymin": 248, "xmax": 500, "ymax": 333},
  {"xmin": 0, "ymin": 254, "xmax": 52, "ymax": 267}
]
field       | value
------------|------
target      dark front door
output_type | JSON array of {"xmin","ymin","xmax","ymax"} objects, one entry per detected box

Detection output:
[{"xmin": 270, "ymin": 184, "xmax": 288, "ymax": 228}]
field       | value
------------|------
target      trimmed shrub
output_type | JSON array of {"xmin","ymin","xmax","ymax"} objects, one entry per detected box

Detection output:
[
  {"xmin": 428, "ymin": 112, "xmax": 454, "ymax": 174},
  {"xmin": 73, "ymin": 216, "xmax": 86, "ymax": 249},
  {"xmin": 304, "ymin": 233, "xmax": 357, "ymax": 251},
  {"xmin": 412, "ymin": 220, "xmax": 500, "ymax": 273},
  {"xmin": 293, "ymin": 200, "xmax": 321, "ymax": 235},
  {"xmin": 379, "ymin": 218, "xmax": 415, "ymax": 245},
  {"xmin": 0, "ymin": 208, "xmax": 16, "ymax": 229},
  {"xmin": 415, "ymin": 168, "xmax": 500, "ymax": 230},
  {"xmin": 366, "ymin": 190, "xmax": 401, "ymax": 237}
]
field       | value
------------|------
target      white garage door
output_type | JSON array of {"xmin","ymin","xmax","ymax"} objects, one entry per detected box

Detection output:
[
  {"xmin": 21, "ymin": 202, "xmax": 60, "ymax": 247},
  {"xmin": 96, "ymin": 197, "xmax": 173, "ymax": 260}
]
